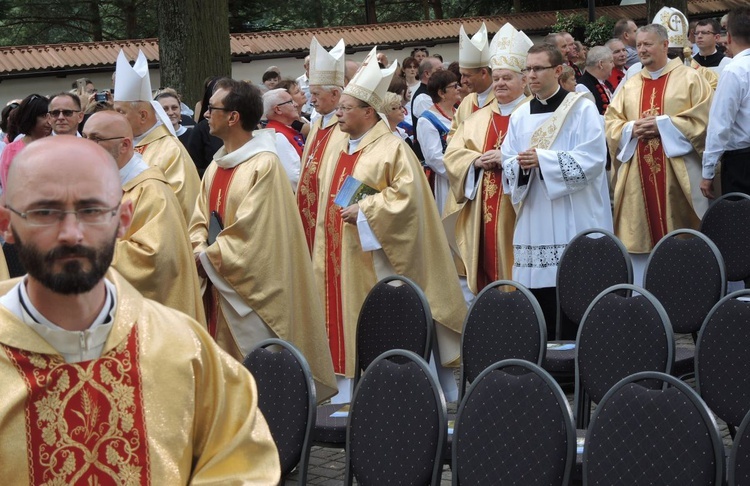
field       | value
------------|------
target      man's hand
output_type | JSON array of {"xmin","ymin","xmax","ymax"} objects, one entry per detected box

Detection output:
[
  {"xmin": 700, "ymin": 178, "xmax": 716, "ymax": 199},
  {"xmin": 340, "ymin": 204, "xmax": 359, "ymax": 224},
  {"xmin": 517, "ymin": 148, "xmax": 539, "ymax": 170},
  {"xmin": 473, "ymin": 149, "xmax": 502, "ymax": 170},
  {"xmin": 633, "ymin": 116, "xmax": 660, "ymax": 139}
]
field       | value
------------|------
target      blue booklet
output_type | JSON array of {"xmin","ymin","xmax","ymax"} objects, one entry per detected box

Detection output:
[{"xmin": 334, "ymin": 176, "xmax": 378, "ymax": 207}]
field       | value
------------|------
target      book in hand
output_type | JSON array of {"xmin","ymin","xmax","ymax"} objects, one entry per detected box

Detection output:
[
  {"xmin": 334, "ymin": 175, "xmax": 378, "ymax": 207},
  {"xmin": 207, "ymin": 210, "xmax": 224, "ymax": 245}
]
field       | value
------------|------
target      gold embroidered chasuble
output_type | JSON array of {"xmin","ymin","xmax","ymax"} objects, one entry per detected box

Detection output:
[
  {"xmin": 296, "ymin": 113, "xmax": 347, "ymax": 255},
  {"xmin": 135, "ymin": 124, "xmax": 201, "ymax": 225},
  {"xmin": 447, "ymin": 91, "xmax": 494, "ymax": 140},
  {"xmin": 444, "ymin": 100, "xmax": 526, "ymax": 295},
  {"xmin": 605, "ymin": 58, "xmax": 713, "ymax": 253},
  {"xmin": 112, "ymin": 167, "xmax": 205, "ymax": 325},
  {"xmin": 189, "ymin": 134, "xmax": 337, "ymax": 402},
  {"xmin": 0, "ymin": 270, "xmax": 280, "ymax": 485},
  {"xmin": 312, "ymin": 120, "xmax": 467, "ymax": 377},
  {"xmin": 0, "ymin": 250, "xmax": 8, "ymax": 281}
]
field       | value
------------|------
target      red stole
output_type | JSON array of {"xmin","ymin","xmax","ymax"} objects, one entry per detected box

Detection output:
[
  {"xmin": 204, "ymin": 166, "xmax": 238, "ymax": 338},
  {"xmin": 133, "ymin": 144, "xmax": 149, "ymax": 155},
  {"xmin": 266, "ymin": 120, "xmax": 304, "ymax": 157},
  {"xmin": 637, "ymin": 74, "xmax": 670, "ymax": 246},
  {"xmin": 477, "ymin": 111, "xmax": 510, "ymax": 290},
  {"xmin": 4, "ymin": 326, "xmax": 150, "ymax": 484},
  {"xmin": 297, "ymin": 123, "xmax": 335, "ymax": 255},
  {"xmin": 323, "ymin": 150, "xmax": 363, "ymax": 374}
]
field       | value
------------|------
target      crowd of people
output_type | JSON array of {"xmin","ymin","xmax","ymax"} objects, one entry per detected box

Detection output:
[{"xmin": 0, "ymin": 4, "xmax": 748, "ymax": 482}]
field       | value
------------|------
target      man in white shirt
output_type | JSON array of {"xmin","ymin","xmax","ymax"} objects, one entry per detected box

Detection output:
[{"xmin": 701, "ymin": 6, "xmax": 750, "ymax": 198}]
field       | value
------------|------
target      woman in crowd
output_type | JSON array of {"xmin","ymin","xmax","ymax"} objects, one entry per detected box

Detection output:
[
  {"xmin": 156, "ymin": 89, "xmax": 192, "ymax": 147},
  {"xmin": 416, "ymin": 70, "xmax": 461, "ymax": 215},
  {"xmin": 0, "ymin": 94, "xmax": 51, "ymax": 188},
  {"xmin": 401, "ymin": 56, "xmax": 420, "ymax": 123}
]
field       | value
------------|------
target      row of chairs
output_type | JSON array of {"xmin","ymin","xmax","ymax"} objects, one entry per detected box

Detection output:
[{"xmin": 246, "ymin": 338, "xmax": 750, "ymax": 486}]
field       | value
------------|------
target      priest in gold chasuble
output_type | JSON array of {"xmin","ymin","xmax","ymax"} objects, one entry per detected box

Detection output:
[
  {"xmin": 313, "ymin": 48, "xmax": 467, "ymax": 400},
  {"xmin": 189, "ymin": 79, "xmax": 336, "ymax": 402},
  {"xmin": 605, "ymin": 22, "xmax": 712, "ymax": 284}
]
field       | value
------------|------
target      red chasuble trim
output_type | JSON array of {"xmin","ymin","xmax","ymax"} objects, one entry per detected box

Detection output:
[
  {"xmin": 637, "ymin": 73, "xmax": 670, "ymax": 246},
  {"xmin": 4, "ymin": 326, "xmax": 150, "ymax": 485},
  {"xmin": 324, "ymin": 150, "xmax": 363, "ymax": 374},
  {"xmin": 204, "ymin": 166, "xmax": 238, "ymax": 338},
  {"xmin": 133, "ymin": 144, "xmax": 149, "ymax": 155},
  {"xmin": 297, "ymin": 124, "xmax": 335, "ymax": 255},
  {"xmin": 476, "ymin": 112, "xmax": 510, "ymax": 290}
]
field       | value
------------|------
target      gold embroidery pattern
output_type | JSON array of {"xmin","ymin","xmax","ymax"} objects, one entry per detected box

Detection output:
[
  {"xmin": 482, "ymin": 170, "xmax": 499, "ymax": 223},
  {"xmin": 5, "ymin": 327, "xmax": 150, "ymax": 485},
  {"xmin": 639, "ymin": 87, "xmax": 666, "ymax": 235}
]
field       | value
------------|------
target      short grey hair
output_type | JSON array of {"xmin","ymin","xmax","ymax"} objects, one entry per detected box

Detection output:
[
  {"xmin": 586, "ymin": 46, "xmax": 614, "ymax": 67},
  {"xmin": 262, "ymin": 88, "xmax": 291, "ymax": 117},
  {"xmin": 605, "ymin": 38, "xmax": 624, "ymax": 50},
  {"xmin": 637, "ymin": 24, "xmax": 669, "ymax": 42}
]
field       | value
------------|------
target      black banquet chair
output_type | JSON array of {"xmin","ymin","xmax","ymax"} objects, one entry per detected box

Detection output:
[
  {"xmin": 584, "ymin": 371, "xmax": 724, "ymax": 486},
  {"xmin": 452, "ymin": 359, "xmax": 575, "ymax": 486},
  {"xmin": 314, "ymin": 275, "xmax": 433, "ymax": 448},
  {"xmin": 729, "ymin": 408, "xmax": 750, "ymax": 486},
  {"xmin": 544, "ymin": 229, "xmax": 632, "ymax": 380},
  {"xmin": 243, "ymin": 338, "xmax": 316, "ymax": 485},
  {"xmin": 700, "ymin": 192, "xmax": 750, "ymax": 287},
  {"xmin": 345, "ymin": 350, "xmax": 446, "ymax": 486},
  {"xmin": 643, "ymin": 229, "xmax": 725, "ymax": 378},
  {"xmin": 696, "ymin": 289, "xmax": 750, "ymax": 438},
  {"xmin": 458, "ymin": 280, "xmax": 546, "ymax": 399}
]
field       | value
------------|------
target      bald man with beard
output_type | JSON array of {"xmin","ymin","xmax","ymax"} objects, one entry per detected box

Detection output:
[
  {"xmin": 0, "ymin": 137, "xmax": 279, "ymax": 484},
  {"xmin": 83, "ymin": 111, "xmax": 204, "ymax": 324}
]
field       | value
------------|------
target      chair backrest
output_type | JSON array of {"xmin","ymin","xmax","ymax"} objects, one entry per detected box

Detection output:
[
  {"xmin": 459, "ymin": 280, "xmax": 546, "ymax": 398},
  {"xmin": 696, "ymin": 290, "xmax": 750, "ymax": 429},
  {"xmin": 584, "ymin": 371, "xmax": 725, "ymax": 486},
  {"xmin": 644, "ymin": 229, "xmax": 726, "ymax": 334},
  {"xmin": 700, "ymin": 192, "xmax": 750, "ymax": 282},
  {"xmin": 243, "ymin": 338, "xmax": 316, "ymax": 481},
  {"xmin": 729, "ymin": 409, "xmax": 750, "ymax": 486},
  {"xmin": 354, "ymin": 275, "xmax": 433, "ymax": 384},
  {"xmin": 453, "ymin": 359, "xmax": 575, "ymax": 486},
  {"xmin": 345, "ymin": 350, "xmax": 446, "ymax": 486},
  {"xmin": 556, "ymin": 228, "xmax": 632, "ymax": 339},
  {"xmin": 574, "ymin": 284, "xmax": 674, "ymax": 428}
]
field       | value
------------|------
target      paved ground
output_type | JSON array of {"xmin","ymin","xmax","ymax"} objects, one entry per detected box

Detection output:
[{"xmin": 283, "ymin": 333, "xmax": 732, "ymax": 485}]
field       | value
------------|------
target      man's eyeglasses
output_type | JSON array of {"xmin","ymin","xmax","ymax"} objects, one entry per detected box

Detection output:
[
  {"xmin": 336, "ymin": 104, "xmax": 368, "ymax": 112},
  {"xmin": 5, "ymin": 205, "xmax": 120, "ymax": 226},
  {"xmin": 695, "ymin": 31, "xmax": 717, "ymax": 36},
  {"xmin": 82, "ymin": 134, "xmax": 125, "ymax": 144},
  {"xmin": 276, "ymin": 100, "xmax": 295, "ymax": 107},
  {"xmin": 520, "ymin": 65, "xmax": 559, "ymax": 74},
  {"xmin": 49, "ymin": 109, "xmax": 81, "ymax": 118},
  {"xmin": 206, "ymin": 105, "xmax": 233, "ymax": 113}
]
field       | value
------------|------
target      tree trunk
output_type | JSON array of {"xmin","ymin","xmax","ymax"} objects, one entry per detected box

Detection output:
[
  {"xmin": 430, "ymin": 0, "xmax": 443, "ymax": 19},
  {"xmin": 88, "ymin": 0, "xmax": 104, "ymax": 41},
  {"xmin": 365, "ymin": 0, "xmax": 377, "ymax": 24},
  {"xmin": 157, "ymin": 0, "xmax": 231, "ymax": 106},
  {"xmin": 312, "ymin": 0, "xmax": 324, "ymax": 27},
  {"xmin": 647, "ymin": 0, "xmax": 688, "ymax": 24},
  {"xmin": 513, "ymin": 0, "xmax": 522, "ymax": 13}
]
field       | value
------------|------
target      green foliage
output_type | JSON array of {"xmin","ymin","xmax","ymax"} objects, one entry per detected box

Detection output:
[
  {"xmin": 551, "ymin": 11, "xmax": 587, "ymax": 34},
  {"xmin": 585, "ymin": 16, "xmax": 617, "ymax": 47}
]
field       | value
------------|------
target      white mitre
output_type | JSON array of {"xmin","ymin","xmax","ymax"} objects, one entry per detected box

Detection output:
[
  {"xmin": 459, "ymin": 22, "xmax": 490, "ymax": 69},
  {"xmin": 309, "ymin": 37, "xmax": 346, "ymax": 87},
  {"xmin": 653, "ymin": 7, "xmax": 688, "ymax": 48},
  {"xmin": 342, "ymin": 47, "xmax": 398, "ymax": 111},
  {"xmin": 489, "ymin": 23, "xmax": 533, "ymax": 73},
  {"xmin": 113, "ymin": 49, "xmax": 176, "ymax": 136}
]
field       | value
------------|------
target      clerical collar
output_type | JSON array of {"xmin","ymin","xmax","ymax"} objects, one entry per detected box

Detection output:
[
  {"xmin": 530, "ymin": 87, "xmax": 568, "ymax": 114},
  {"xmin": 647, "ymin": 65, "xmax": 667, "ymax": 79},
  {"xmin": 347, "ymin": 128, "xmax": 374, "ymax": 154},
  {"xmin": 119, "ymin": 151, "xmax": 149, "ymax": 186},
  {"xmin": 322, "ymin": 110, "xmax": 336, "ymax": 127},
  {"xmin": 477, "ymin": 84, "xmax": 493, "ymax": 108},
  {"xmin": 498, "ymin": 94, "xmax": 528, "ymax": 116},
  {"xmin": 133, "ymin": 119, "xmax": 163, "ymax": 145}
]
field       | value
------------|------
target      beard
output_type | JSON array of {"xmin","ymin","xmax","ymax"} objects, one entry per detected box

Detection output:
[{"xmin": 12, "ymin": 227, "xmax": 118, "ymax": 295}]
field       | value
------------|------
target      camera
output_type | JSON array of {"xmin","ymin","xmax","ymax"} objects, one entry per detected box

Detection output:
[{"xmin": 95, "ymin": 92, "xmax": 108, "ymax": 103}]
